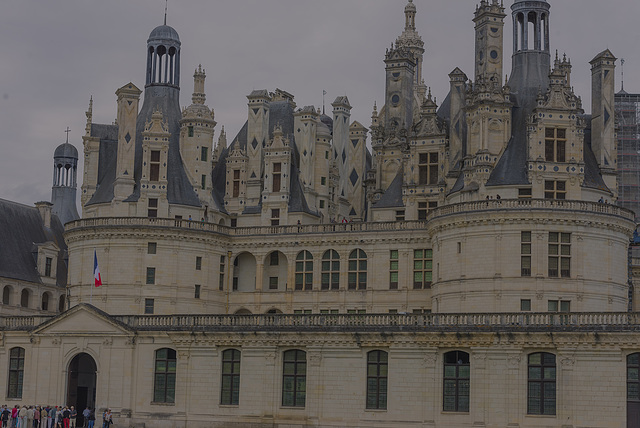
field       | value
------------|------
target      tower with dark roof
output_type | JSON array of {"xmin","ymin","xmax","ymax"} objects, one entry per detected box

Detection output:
[{"xmin": 51, "ymin": 141, "xmax": 79, "ymax": 225}]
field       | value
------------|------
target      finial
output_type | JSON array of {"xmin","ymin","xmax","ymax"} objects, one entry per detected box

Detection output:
[
  {"xmin": 164, "ymin": 0, "xmax": 168, "ymax": 25},
  {"xmin": 65, "ymin": 127, "xmax": 71, "ymax": 143}
]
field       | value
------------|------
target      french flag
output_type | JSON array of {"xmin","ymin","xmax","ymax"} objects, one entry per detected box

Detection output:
[{"xmin": 94, "ymin": 250, "xmax": 102, "ymax": 287}]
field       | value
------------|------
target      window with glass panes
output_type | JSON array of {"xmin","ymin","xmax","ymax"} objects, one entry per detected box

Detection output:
[
  {"xmin": 150, "ymin": 150, "xmax": 160, "ymax": 181},
  {"xmin": 45, "ymin": 257, "xmax": 52, "ymax": 277},
  {"xmin": 418, "ymin": 201, "xmax": 437, "ymax": 220},
  {"xmin": 282, "ymin": 350, "xmax": 306, "ymax": 407},
  {"xmin": 366, "ymin": 351, "xmax": 388, "ymax": 410},
  {"xmin": 201, "ymin": 146, "xmax": 208, "ymax": 163},
  {"xmin": 413, "ymin": 249, "xmax": 433, "ymax": 289},
  {"xmin": 628, "ymin": 353, "xmax": 640, "ymax": 408},
  {"xmin": 545, "ymin": 128, "xmax": 566, "ymax": 162},
  {"xmin": 321, "ymin": 250, "xmax": 340, "ymax": 290},
  {"xmin": 153, "ymin": 348, "xmax": 176, "ymax": 403},
  {"xmin": 7, "ymin": 347, "xmax": 25, "ymax": 399},
  {"xmin": 419, "ymin": 152, "xmax": 439, "ymax": 185},
  {"xmin": 272, "ymin": 163, "xmax": 282, "ymax": 192},
  {"xmin": 544, "ymin": 180, "xmax": 566, "ymax": 200},
  {"xmin": 295, "ymin": 251, "xmax": 313, "ymax": 291},
  {"xmin": 521, "ymin": 231, "xmax": 532, "ymax": 276},
  {"xmin": 148, "ymin": 198, "xmax": 158, "ymax": 218},
  {"xmin": 146, "ymin": 267, "xmax": 156, "ymax": 285},
  {"xmin": 443, "ymin": 351, "xmax": 470, "ymax": 412},
  {"xmin": 389, "ymin": 250, "xmax": 399, "ymax": 290},
  {"xmin": 232, "ymin": 170, "xmax": 240, "ymax": 197},
  {"xmin": 219, "ymin": 255, "xmax": 225, "ymax": 291},
  {"xmin": 221, "ymin": 349, "xmax": 241, "ymax": 405},
  {"xmin": 547, "ymin": 300, "xmax": 570, "ymax": 312},
  {"xmin": 548, "ymin": 232, "xmax": 570, "ymax": 277},
  {"xmin": 348, "ymin": 249, "xmax": 367, "ymax": 290},
  {"xmin": 527, "ymin": 352, "xmax": 556, "ymax": 415}
]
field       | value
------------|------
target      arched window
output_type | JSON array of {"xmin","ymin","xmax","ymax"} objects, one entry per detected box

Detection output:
[
  {"xmin": 321, "ymin": 250, "xmax": 340, "ymax": 290},
  {"xmin": 528, "ymin": 352, "xmax": 556, "ymax": 415},
  {"xmin": 348, "ymin": 249, "xmax": 367, "ymax": 290},
  {"xmin": 221, "ymin": 349, "xmax": 241, "ymax": 406},
  {"xmin": 7, "ymin": 347, "xmax": 25, "ymax": 399},
  {"xmin": 42, "ymin": 293, "xmax": 50, "ymax": 311},
  {"xmin": 2, "ymin": 286, "xmax": 11, "ymax": 305},
  {"xmin": 628, "ymin": 353, "xmax": 640, "ymax": 423},
  {"xmin": 366, "ymin": 350, "xmax": 388, "ymax": 410},
  {"xmin": 153, "ymin": 348, "xmax": 177, "ymax": 403},
  {"xmin": 295, "ymin": 251, "xmax": 313, "ymax": 291},
  {"xmin": 443, "ymin": 351, "xmax": 470, "ymax": 412},
  {"xmin": 20, "ymin": 289, "xmax": 29, "ymax": 308},
  {"xmin": 58, "ymin": 295, "xmax": 65, "ymax": 313},
  {"xmin": 282, "ymin": 350, "xmax": 306, "ymax": 407}
]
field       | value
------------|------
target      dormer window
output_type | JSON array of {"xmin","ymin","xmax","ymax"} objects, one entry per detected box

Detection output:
[
  {"xmin": 545, "ymin": 128, "xmax": 566, "ymax": 162},
  {"xmin": 272, "ymin": 163, "xmax": 282, "ymax": 192},
  {"xmin": 45, "ymin": 257, "xmax": 52, "ymax": 277},
  {"xmin": 150, "ymin": 150, "xmax": 160, "ymax": 181}
]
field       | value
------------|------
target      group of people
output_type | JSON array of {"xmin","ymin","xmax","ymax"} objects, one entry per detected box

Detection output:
[{"xmin": 0, "ymin": 406, "xmax": 109, "ymax": 428}]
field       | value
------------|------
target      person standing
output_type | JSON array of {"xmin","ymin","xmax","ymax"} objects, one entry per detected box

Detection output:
[
  {"xmin": 26, "ymin": 406, "xmax": 33, "ymax": 428},
  {"xmin": 55, "ymin": 407, "xmax": 62, "ymax": 428},
  {"xmin": 11, "ymin": 405, "xmax": 18, "ymax": 428},
  {"xmin": 40, "ymin": 408, "xmax": 47, "ymax": 428},
  {"xmin": 18, "ymin": 406, "xmax": 27, "ymax": 428},
  {"xmin": 1, "ymin": 406, "xmax": 9, "ymax": 428},
  {"xmin": 61, "ymin": 408, "xmax": 69, "ymax": 428},
  {"xmin": 68, "ymin": 408, "xmax": 75, "ymax": 428},
  {"xmin": 81, "ymin": 409, "xmax": 89, "ymax": 428},
  {"xmin": 48, "ymin": 407, "xmax": 56, "ymax": 428},
  {"xmin": 100, "ymin": 410, "xmax": 111, "ymax": 428},
  {"xmin": 32, "ymin": 406, "xmax": 40, "ymax": 428},
  {"xmin": 85, "ymin": 410, "xmax": 94, "ymax": 428}
]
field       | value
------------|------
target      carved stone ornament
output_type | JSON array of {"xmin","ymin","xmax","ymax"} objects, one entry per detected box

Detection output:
[
  {"xmin": 423, "ymin": 353, "xmax": 437, "ymax": 367},
  {"xmin": 507, "ymin": 354, "xmax": 521, "ymax": 369},
  {"xmin": 309, "ymin": 354, "xmax": 322, "ymax": 367}
]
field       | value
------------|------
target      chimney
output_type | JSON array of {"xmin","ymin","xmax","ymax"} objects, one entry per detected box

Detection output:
[{"xmin": 35, "ymin": 201, "xmax": 54, "ymax": 228}]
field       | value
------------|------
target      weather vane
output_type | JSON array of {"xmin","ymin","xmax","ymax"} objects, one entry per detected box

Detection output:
[{"xmin": 65, "ymin": 127, "xmax": 71, "ymax": 144}]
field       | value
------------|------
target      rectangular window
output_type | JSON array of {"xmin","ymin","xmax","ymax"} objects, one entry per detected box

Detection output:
[
  {"xmin": 195, "ymin": 256, "xmax": 202, "ymax": 271},
  {"xmin": 270, "ymin": 252, "xmax": 279, "ymax": 266},
  {"xmin": 544, "ymin": 181, "xmax": 566, "ymax": 200},
  {"xmin": 548, "ymin": 232, "xmax": 570, "ymax": 277},
  {"xmin": 519, "ymin": 188, "xmax": 532, "ymax": 199},
  {"xmin": 148, "ymin": 198, "xmax": 158, "ymax": 218},
  {"xmin": 194, "ymin": 284, "xmax": 201, "ymax": 299},
  {"xmin": 232, "ymin": 170, "xmax": 240, "ymax": 197},
  {"xmin": 521, "ymin": 231, "xmax": 532, "ymax": 277},
  {"xmin": 148, "ymin": 242, "xmax": 157, "ymax": 254},
  {"xmin": 272, "ymin": 163, "xmax": 282, "ymax": 192},
  {"xmin": 269, "ymin": 277, "xmax": 278, "ymax": 290},
  {"xmin": 201, "ymin": 146, "xmax": 208, "ymax": 163},
  {"xmin": 419, "ymin": 152, "xmax": 439, "ymax": 185},
  {"xmin": 7, "ymin": 347, "xmax": 25, "ymax": 399},
  {"xmin": 188, "ymin": 126, "xmax": 194, "ymax": 137},
  {"xmin": 545, "ymin": 128, "xmax": 566, "ymax": 163},
  {"xmin": 230, "ymin": 218, "xmax": 237, "ymax": 228},
  {"xmin": 521, "ymin": 299, "xmax": 532, "ymax": 311},
  {"xmin": 366, "ymin": 351, "xmax": 388, "ymax": 410},
  {"xmin": 271, "ymin": 209, "xmax": 280, "ymax": 226},
  {"xmin": 389, "ymin": 250, "xmax": 399, "ymax": 290},
  {"xmin": 219, "ymin": 256, "xmax": 226, "ymax": 291},
  {"xmin": 418, "ymin": 201, "xmax": 438, "ymax": 220},
  {"xmin": 232, "ymin": 277, "xmax": 238, "ymax": 291},
  {"xmin": 548, "ymin": 300, "xmax": 571, "ymax": 312},
  {"xmin": 45, "ymin": 257, "xmax": 52, "ymax": 277},
  {"xmin": 221, "ymin": 349, "xmax": 241, "ymax": 406},
  {"xmin": 201, "ymin": 174, "xmax": 207, "ymax": 190},
  {"xmin": 321, "ymin": 250, "xmax": 340, "ymax": 291},
  {"xmin": 146, "ymin": 267, "xmax": 156, "ymax": 285},
  {"xmin": 413, "ymin": 249, "xmax": 433, "ymax": 289},
  {"xmin": 321, "ymin": 177, "xmax": 327, "ymax": 186},
  {"xmin": 443, "ymin": 351, "xmax": 470, "ymax": 412},
  {"xmin": 282, "ymin": 350, "xmax": 306, "ymax": 407},
  {"xmin": 150, "ymin": 150, "xmax": 160, "ymax": 182},
  {"xmin": 395, "ymin": 210, "xmax": 405, "ymax": 221},
  {"xmin": 319, "ymin": 200, "xmax": 325, "ymax": 209},
  {"xmin": 144, "ymin": 298, "xmax": 154, "ymax": 314}
]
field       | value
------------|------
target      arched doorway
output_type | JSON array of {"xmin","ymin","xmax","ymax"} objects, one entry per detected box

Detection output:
[{"xmin": 67, "ymin": 353, "xmax": 97, "ymax": 426}]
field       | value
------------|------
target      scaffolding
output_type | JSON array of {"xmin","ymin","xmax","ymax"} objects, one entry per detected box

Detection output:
[{"xmin": 615, "ymin": 90, "xmax": 640, "ymax": 221}]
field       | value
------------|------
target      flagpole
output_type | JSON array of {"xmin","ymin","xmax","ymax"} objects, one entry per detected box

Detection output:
[{"xmin": 91, "ymin": 248, "xmax": 95, "ymax": 305}]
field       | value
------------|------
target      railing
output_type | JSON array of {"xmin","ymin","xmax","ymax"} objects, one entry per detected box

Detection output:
[
  {"xmin": 3, "ymin": 312, "xmax": 640, "ymax": 332},
  {"xmin": 428, "ymin": 199, "xmax": 636, "ymax": 222},
  {"xmin": 65, "ymin": 200, "xmax": 635, "ymax": 237}
]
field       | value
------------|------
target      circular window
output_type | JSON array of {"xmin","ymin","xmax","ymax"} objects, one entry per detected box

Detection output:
[
  {"xmin": 490, "ymin": 50, "xmax": 499, "ymax": 59},
  {"xmin": 391, "ymin": 94, "xmax": 400, "ymax": 105}
]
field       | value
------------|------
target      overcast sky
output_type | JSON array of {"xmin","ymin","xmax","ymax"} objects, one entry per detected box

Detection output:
[{"xmin": 1, "ymin": 0, "xmax": 639, "ymax": 208}]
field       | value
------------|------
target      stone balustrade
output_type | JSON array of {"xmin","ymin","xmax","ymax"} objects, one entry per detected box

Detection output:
[{"xmin": 4, "ymin": 312, "xmax": 640, "ymax": 332}]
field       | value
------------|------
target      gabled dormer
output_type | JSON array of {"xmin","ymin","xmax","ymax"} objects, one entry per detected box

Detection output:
[{"xmin": 140, "ymin": 108, "xmax": 170, "ymax": 217}]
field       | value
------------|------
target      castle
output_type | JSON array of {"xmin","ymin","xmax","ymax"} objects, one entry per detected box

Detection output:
[{"xmin": 1, "ymin": 1, "xmax": 639, "ymax": 427}]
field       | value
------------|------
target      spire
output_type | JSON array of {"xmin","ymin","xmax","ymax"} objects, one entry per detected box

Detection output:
[
  {"xmin": 85, "ymin": 96, "xmax": 93, "ymax": 137},
  {"xmin": 192, "ymin": 64, "xmax": 206, "ymax": 105},
  {"xmin": 164, "ymin": 0, "xmax": 168, "ymax": 25}
]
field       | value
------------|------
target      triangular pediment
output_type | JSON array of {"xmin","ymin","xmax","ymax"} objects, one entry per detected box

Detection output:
[{"xmin": 32, "ymin": 304, "xmax": 134, "ymax": 336}]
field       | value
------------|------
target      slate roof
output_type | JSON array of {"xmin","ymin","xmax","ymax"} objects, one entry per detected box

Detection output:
[
  {"xmin": 373, "ymin": 172, "xmax": 404, "ymax": 208},
  {"xmin": 0, "ymin": 199, "xmax": 67, "ymax": 286},
  {"xmin": 486, "ymin": 101, "xmax": 529, "ymax": 186}
]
